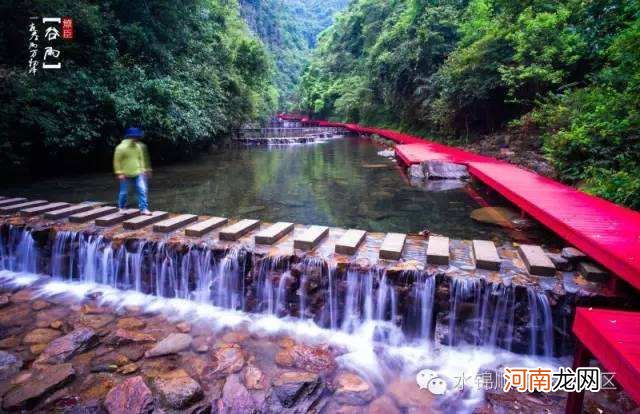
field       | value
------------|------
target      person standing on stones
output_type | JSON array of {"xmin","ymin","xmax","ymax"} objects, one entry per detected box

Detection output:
[{"xmin": 113, "ymin": 127, "xmax": 152, "ymax": 215}]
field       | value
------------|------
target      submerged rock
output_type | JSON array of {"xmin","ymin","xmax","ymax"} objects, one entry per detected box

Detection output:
[
  {"xmin": 145, "ymin": 333, "xmax": 192, "ymax": 358},
  {"xmin": 0, "ymin": 350, "xmax": 22, "ymax": 380},
  {"xmin": 423, "ymin": 160, "xmax": 469, "ymax": 179},
  {"xmin": 276, "ymin": 341, "xmax": 336, "ymax": 374},
  {"xmin": 333, "ymin": 372, "xmax": 376, "ymax": 405},
  {"xmin": 154, "ymin": 370, "xmax": 203, "ymax": 409},
  {"xmin": 103, "ymin": 376, "xmax": 153, "ymax": 414},
  {"xmin": 562, "ymin": 247, "xmax": 587, "ymax": 262},
  {"xmin": 36, "ymin": 327, "xmax": 98, "ymax": 364},
  {"xmin": 272, "ymin": 370, "xmax": 321, "ymax": 408},
  {"xmin": 2, "ymin": 363, "xmax": 75, "ymax": 410},
  {"xmin": 470, "ymin": 206, "xmax": 521, "ymax": 229},
  {"xmin": 23, "ymin": 328, "xmax": 61, "ymax": 345},
  {"xmin": 219, "ymin": 373, "xmax": 258, "ymax": 413},
  {"xmin": 408, "ymin": 164, "xmax": 425, "ymax": 180},
  {"xmin": 243, "ymin": 365, "xmax": 267, "ymax": 390},
  {"xmin": 106, "ymin": 328, "xmax": 155, "ymax": 346},
  {"xmin": 116, "ymin": 317, "xmax": 146, "ymax": 330},
  {"xmin": 208, "ymin": 344, "xmax": 245, "ymax": 376},
  {"xmin": 377, "ymin": 149, "xmax": 395, "ymax": 158}
]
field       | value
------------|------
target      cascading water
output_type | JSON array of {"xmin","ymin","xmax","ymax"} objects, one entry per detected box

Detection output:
[{"xmin": 0, "ymin": 226, "xmax": 559, "ymax": 357}]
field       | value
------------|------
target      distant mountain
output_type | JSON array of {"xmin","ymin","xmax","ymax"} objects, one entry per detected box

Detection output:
[{"xmin": 239, "ymin": 0, "xmax": 349, "ymax": 109}]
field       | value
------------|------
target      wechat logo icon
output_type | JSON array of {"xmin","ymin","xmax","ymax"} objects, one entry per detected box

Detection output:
[{"xmin": 416, "ymin": 369, "xmax": 448, "ymax": 395}]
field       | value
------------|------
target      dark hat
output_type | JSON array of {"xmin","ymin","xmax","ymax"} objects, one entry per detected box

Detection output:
[{"xmin": 124, "ymin": 127, "xmax": 144, "ymax": 138}]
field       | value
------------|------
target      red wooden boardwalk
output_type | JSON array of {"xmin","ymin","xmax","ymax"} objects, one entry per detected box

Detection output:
[
  {"xmin": 310, "ymin": 119, "xmax": 640, "ymax": 290},
  {"xmin": 573, "ymin": 307, "xmax": 640, "ymax": 404}
]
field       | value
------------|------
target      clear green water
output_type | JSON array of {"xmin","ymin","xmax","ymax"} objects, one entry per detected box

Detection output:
[{"xmin": 7, "ymin": 136, "xmax": 513, "ymax": 240}]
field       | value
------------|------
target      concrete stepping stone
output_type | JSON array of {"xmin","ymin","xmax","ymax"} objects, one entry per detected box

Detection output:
[
  {"xmin": 219, "ymin": 219, "xmax": 261, "ymax": 241},
  {"xmin": 578, "ymin": 262, "xmax": 608, "ymax": 282},
  {"xmin": 379, "ymin": 233, "xmax": 406, "ymax": 260},
  {"xmin": 427, "ymin": 236, "xmax": 450, "ymax": 265},
  {"xmin": 153, "ymin": 214, "xmax": 198, "ymax": 233},
  {"xmin": 335, "ymin": 229, "xmax": 366, "ymax": 255},
  {"xmin": 472, "ymin": 240, "xmax": 501, "ymax": 271},
  {"xmin": 518, "ymin": 244, "xmax": 556, "ymax": 276},
  {"xmin": 184, "ymin": 217, "xmax": 228, "ymax": 237},
  {"xmin": 69, "ymin": 206, "xmax": 119, "ymax": 223},
  {"xmin": 255, "ymin": 222, "xmax": 294, "ymax": 244},
  {"xmin": 0, "ymin": 200, "xmax": 48, "ymax": 214},
  {"xmin": 21, "ymin": 202, "xmax": 70, "ymax": 216},
  {"xmin": 95, "ymin": 209, "xmax": 140, "ymax": 226},
  {"xmin": 123, "ymin": 211, "xmax": 170, "ymax": 230},
  {"xmin": 44, "ymin": 203, "xmax": 99, "ymax": 220},
  {"xmin": 294, "ymin": 225, "xmax": 329, "ymax": 251},
  {"xmin": 0, "ymin": 197, "xmax": 26, "ymax": 207}
]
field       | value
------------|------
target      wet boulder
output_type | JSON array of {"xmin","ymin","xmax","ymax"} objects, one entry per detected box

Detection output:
[
  {"xmin": 332, "ymin": 372, "xmax": 376, "ymax": 405},
  {"xmin": 145, "ymin": 333, "xmax": 192, "ymax": 358},
  {"xmin": 423, "ymin": 160, "xmax": 469, "ymax": 179},
  {"xmin": 154, "ymin": 370, "xmax": 203, "ymax": 409},
  {"xmin": 408, "ymin": 164, "xmax": 425, "ymax": 180},
  {"xmin": 206, "ymin": 344, "xmax": 245, "ymax": 377},
  {"xmin": 22, "ymin": 328, "xmax": 61, "ymax": 345},
  {"xmin": 0, "ymin": 350, "xmax": 22, "ymax": 380},
  {"xmin": 276, "ymin": 343, "xmax": 336, "ymax": 374},
  {"xmin": 2, "ymin": 363, "xmax": 75, "ymax": 410},
  {"xmin": 103, "ymin": 376, "xmax": 154, "ymax": 414},
  {"xmin": 218, "ymin": 373, "xmax": 258, "ymax": 413},
  {"xmin": 271, "ymin": 371, "xmax": 322, "ymax": 409},
  {"xmin": 36, "ymin": 327, "xmax": 98, "ymax": 364}
]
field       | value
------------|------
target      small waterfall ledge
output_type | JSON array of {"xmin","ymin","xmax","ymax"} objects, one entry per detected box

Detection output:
[{"xmin": 1, "ymin": 221, "xmax": 630, "ymax": 357}]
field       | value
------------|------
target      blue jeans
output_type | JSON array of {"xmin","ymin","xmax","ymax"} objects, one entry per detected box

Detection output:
[{"xmin": 118, "ymin": 175, "xmax": 149, "ymax": 210}]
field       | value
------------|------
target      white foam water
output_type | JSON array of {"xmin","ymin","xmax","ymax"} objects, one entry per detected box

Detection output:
[{"xmin": 0, "ymin": 269, "xmax": 565, "ymax": 413}]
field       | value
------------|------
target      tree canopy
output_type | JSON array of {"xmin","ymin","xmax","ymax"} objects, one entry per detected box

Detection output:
[
  {"xmin": 0, "ymin": 0, "xmax": 277, "ymax": 178},
  {"xmin": 299, "ymin": 0, "xmax": 640, "ymax": 209}
]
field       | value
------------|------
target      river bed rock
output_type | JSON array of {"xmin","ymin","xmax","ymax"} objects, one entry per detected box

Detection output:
[
  {"xmin": 333, "ymin": 372, "xmax": 376, "ymax": 405},
  {"xmin": 2, "ymin": 363, "xmax": 75, "ymax": 410},
  {"xmin": 23, "ymin": 328, "xmax": 61, "ymax": 345},
  {"xmin": 154, "ymin": 369, "xmax": 203, "ymax": 409},
  {"xmin": 271, "ymin": 370, "xmax": 322, "ymax": 409},
  {"xmin": 219, "ymin": 373, "xmax": 258, "ymax": 413},
  {"xmin": 36, "ymin": 327, "xmax": 98, "ymax": 364},
  {"xmin": 208, "ymin": 343, "xmax": 245, "ymax": 377},
  {"xmin": 145, "ymin": 333, "xmax": 192, "ymax": 357},
  {"xmin": 0, "ymin": 351, "xmax": 22, "ymax": 381},
  {"xmin": 423, "ymin": 160, "xmax": 469, "ymax": 179},
  {"xmin": 103, "ymin": 375, "xmax": 154, "ymax": 414}
]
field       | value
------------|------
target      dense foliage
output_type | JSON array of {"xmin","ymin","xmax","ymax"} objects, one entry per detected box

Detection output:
[
  {"xmin": 300, "ymin": 0, "xmax": 640, "ymax": 209},
  {"xmin": 0, "ymin": 0, "xmax": 277, "ymax": 178},
  {"xmin": 239, "ymin": 0, "xmax": 348, "ymax": 108}
]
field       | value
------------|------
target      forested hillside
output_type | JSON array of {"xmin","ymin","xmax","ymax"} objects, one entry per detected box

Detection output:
[
  {"xmin": 0, "ymin": 0, "xmax": 276, "ymax": 178},
  {"xmin": 239, "ymin": 0, "xmax": 348, "ymax": 108},
  {"xmin": 300, "ymin": 0, "xmax": 640, "ymax": 208}
]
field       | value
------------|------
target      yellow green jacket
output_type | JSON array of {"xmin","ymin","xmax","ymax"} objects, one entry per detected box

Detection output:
[{"xmin": 113, "ymin": 139, "xmax": 151, "ymax": 177}]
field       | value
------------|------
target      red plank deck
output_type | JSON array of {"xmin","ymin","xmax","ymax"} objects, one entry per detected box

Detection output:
[
  {"xmin": 572, "ymin": 307, "xmax": 640, "ymax": 404},
  {"xmin": 312, "ymin": 118, "xmax": 640, "ymax": 290}
]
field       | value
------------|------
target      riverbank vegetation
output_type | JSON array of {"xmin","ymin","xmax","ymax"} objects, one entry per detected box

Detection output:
[
  {"xmin": 299, "ymin": 0, "xmax": 640, "ymax": 209},
  {"xmin": 0, "ymin": 0, "xmax": 277, "ymax": 179}
]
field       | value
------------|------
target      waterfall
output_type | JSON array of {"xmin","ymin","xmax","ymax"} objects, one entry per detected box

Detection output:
[
  {"xmin": 528, "ymin": 290, "xmax": 554, "ymax": 357},
  {"xmin": 0, "ymin": 226, "xmax": 560, "ymax": 356}
]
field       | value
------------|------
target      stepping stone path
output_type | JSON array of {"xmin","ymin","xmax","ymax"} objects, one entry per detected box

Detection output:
[
  {"xmin": 335, "ymin": 229, "xmax": 366, "ymax": 255},
  {"xmin": 379, "ymin": 233, "xmax": 406, "ymax": 260},
  {"xmin": 473, "ymin": 240, "xmax": 501, "ymax": 271},
  {"xmin": 579, "ymin": 262, "xmax": 608, "ymax": 282},
  {"xmin": 255, "ymin": 222, "xmax": 294, "ymax": 244},
  {"xmin": 427, "ymin": 236, "xmax": 449, "ymax": 265},
  {"xmin": 0, "ymin": 197, "xmax": 26, "ymax": 207},
  {"xmin": 0, "ymin": 200, "xmax": 48, "ymax": 213},
  {"xmin": 153, "ymin": 214, "xmax": 198, "ymax": 233},
  {"xmin": 43, "ymin": 203, "xmax": 99, "ymax": 219},
  {"xmin": 184, "ymin": 217, "xmax": 228, "ymax": 237},
  {"xmin": 69, "ymin": 206, "xmax": 118, "ymax": 223},
  {"xmin": 123, "ymin": 211, "xmax": 170, "ymax": 230},
  {"xmin": 219, "ymin": 219, "xmax": 260, "ymax": 241},
  {"xmin": 294, "ymin": 225, "xmax": 329, "ymax": 250},
  {"xmin": 21, "ymin": 202, "xmax": 70, "ymax": 216},
  {"xmin": 518, "ymin": 244, "xmax": 556, "ymax": 276},
  {"xmin": 95, "ymin": 209, "xmax": 140, "ymax": 226}
]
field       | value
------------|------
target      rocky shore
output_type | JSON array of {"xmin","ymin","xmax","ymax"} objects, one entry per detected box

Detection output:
[{"xmin": 0, "ymin": 282, "xmax": 636, "ymax": 413}]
